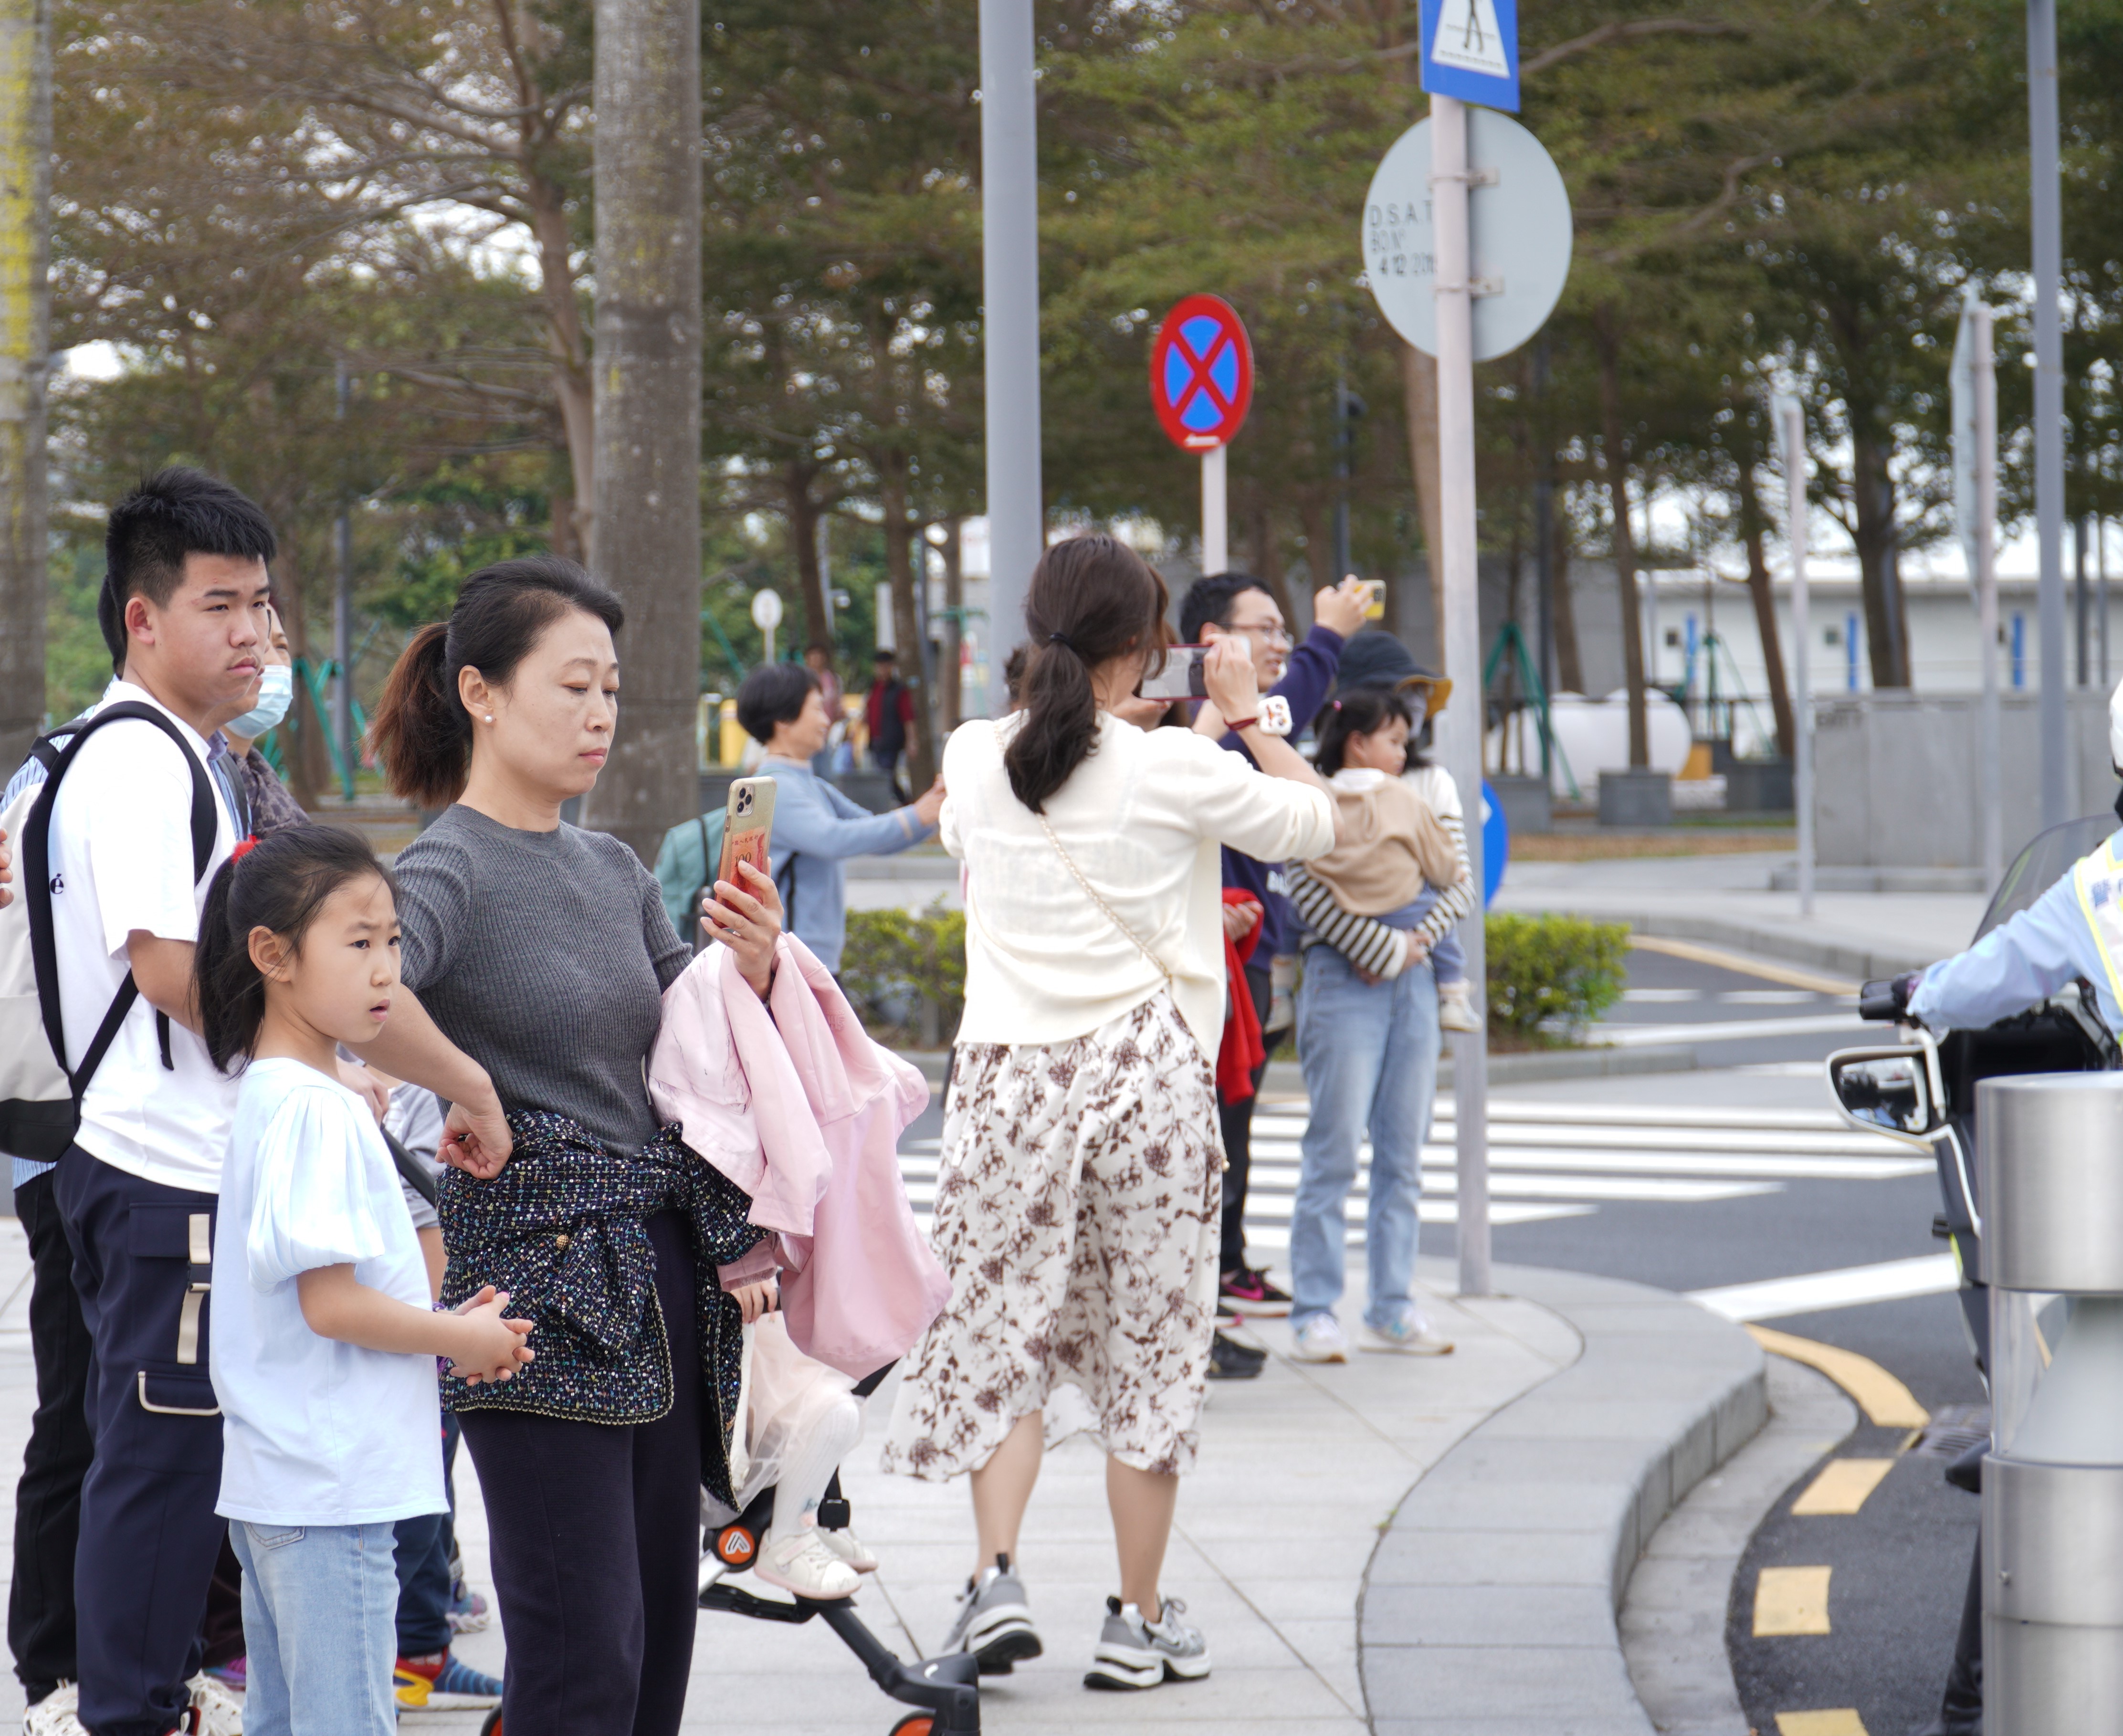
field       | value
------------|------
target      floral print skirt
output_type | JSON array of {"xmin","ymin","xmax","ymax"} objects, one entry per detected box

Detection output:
[{"xmin": 882, "ymin": 992, "xmax": 1223, "ymax": 1481}]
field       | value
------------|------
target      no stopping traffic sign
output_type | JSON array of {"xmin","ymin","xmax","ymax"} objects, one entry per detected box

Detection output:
[{"xmin": 1149, "ymin": 295, "xmax": 1254, "ymax": 451}]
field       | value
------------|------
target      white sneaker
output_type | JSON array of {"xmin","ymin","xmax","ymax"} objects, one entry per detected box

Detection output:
[
  {"xmin": 188, "ymin": 1671, "xmax": 246, "ymax": 1736},
  {"xmin": 753, "ymin": 1522, "xmax": 862, "ymax": 1599},
  {"xmin": 1291, "ymin": 1314, "xmax": 1350, "ymax": 1363},
  {"xmin": 23, "ymin": 1684, "xmax": 87, "ymax": 1736},
  {"xmin": 1361, "ymin": 1307, "xmax": 1456, "ymax": 1356},
  {"xmin": 818, "ymin": 1524, "xmax": 879, "ymax": 1574}
]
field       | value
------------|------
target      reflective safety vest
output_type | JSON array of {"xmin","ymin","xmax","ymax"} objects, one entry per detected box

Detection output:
[{"xmin": 2070, "ymin": 837, "xmax": 2123, "ymax": 1010}]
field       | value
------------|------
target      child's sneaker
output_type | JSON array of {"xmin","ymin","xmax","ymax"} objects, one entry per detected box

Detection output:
[
  {"xmin": 446, "ymin": 1576, "xmax": 492, "ymax": 1635},
  {"xmin": 941, "ymin": 1554, "xmax": 1043, "ymax": 1674},
  {"xmin": 1437, "ymin": 979, "xmax": 1482, "ymax": 1033},
  {"xmin": 186, "ymin": 1671, "xmax": 246, "ymax": 1736},
  {"xmin": 1084, "ymin": 1594, "xmax": 1212, "ymax": 1689},
  {"xmin": 22, "ymin": 1683, "xmax": 87, "ymax": 1736},
  {"xmin": 1291, "ymin": 1313, "xmax": 1350, "ymax": 1363},
  {"xmin": 818, "ymin": 1525, "xmax": 880, "ymax": 1574},
  {"xmin": 394, "ymin": 1651, "xmax": 504, "ymax": 1710},
  {"xmin": 754, "ymin": 1523, "xmax": 861, "ymax": 1599},
  {"xmin": 1361, "ymin": 1305, "xmax": 1456, "ymax": 1356},
  {"xmin": 1218, "ymin": 1268, "xmax": 1293, "ymax": 1318}
]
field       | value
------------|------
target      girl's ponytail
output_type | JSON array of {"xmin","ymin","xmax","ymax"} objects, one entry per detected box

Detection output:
[{"xmin": 193, "ymin": 857, "xmax": 260, "ymax": 1073}]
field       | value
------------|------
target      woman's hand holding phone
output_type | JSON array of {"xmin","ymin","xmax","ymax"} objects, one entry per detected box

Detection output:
[
  {"xmin": 702, "ymin": 858, "xmax": 784, "ymax": 1001},
  {"xmin": 1200, "ymin": 636, "xmax": 1263, "ymax": 727}
]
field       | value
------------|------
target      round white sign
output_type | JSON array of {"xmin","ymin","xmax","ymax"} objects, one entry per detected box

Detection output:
[
  {"xmin": 749, "ymin": 589, "xmax": 784, "ymax": 632},
  {"xmin": 1361, "ymin": 110, "xmax": 1573, "ymax": 362}
]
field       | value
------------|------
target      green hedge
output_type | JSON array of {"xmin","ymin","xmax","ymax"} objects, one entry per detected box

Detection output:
[
  {"xmin": 840, "ymin": 900, "xmax": 966, "ymax": 1048},
  {"xmin": 839, "ymin": 901, "xmax": 1629, "ymax": 1051},
  {"xmin": 1484, "ymin": 912, "xmax": 1630, "ymax": 1043}
]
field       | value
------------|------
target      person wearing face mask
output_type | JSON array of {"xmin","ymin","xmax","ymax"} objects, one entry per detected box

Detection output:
[{"xmin": 221, "ymin": 605, "xmax": 307, "ymax": 838}]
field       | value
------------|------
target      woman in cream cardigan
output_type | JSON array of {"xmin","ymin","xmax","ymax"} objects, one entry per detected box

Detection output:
[{"xmin": 883, "ymin": 534, "xmax": 1337, "ymax": 1692}]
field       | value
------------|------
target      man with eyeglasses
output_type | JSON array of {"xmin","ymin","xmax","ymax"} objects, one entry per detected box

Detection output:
[{"xmin": 1177, "ymin": 572, "xmax": 1371, "ymax": 1336}]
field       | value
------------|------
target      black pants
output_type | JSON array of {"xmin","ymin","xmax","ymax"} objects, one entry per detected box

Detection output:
[
  {"xmin": 1218, "ymin": 963, "xmax": 1275, "ymax": 1276},
  {"xmin": 459, "ymin": 1212, "xmax": 706, "ymax": 1736},
  {"xmin": 394, "ymin": 1412, "xmax": 462, "ymax": 1657},
  {"xmin": 55, "ymin": 1147, "xmax": 227, "ymax": 1736},
  {"xmin": 8, "ymin": 1169, "xmax": 93, "ymax": 1701}
]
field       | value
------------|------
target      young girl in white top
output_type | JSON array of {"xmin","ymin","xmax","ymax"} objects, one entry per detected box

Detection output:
[{"xmin": 193, "ymin": 826, "xmax": 533, "ymax": 1736}]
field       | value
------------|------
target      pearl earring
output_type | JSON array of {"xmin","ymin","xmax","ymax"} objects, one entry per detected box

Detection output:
[{"xmin": 485, "ymin": 714, "xmax": 494, "ymax": 723}]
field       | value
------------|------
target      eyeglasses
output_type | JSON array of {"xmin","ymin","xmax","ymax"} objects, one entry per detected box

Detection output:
[{"xmin": 1228, "ymin": 620, "xmax": 1293, "ymax": 649}]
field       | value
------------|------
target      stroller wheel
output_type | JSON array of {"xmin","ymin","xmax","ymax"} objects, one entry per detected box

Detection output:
[
  {"xmin": 888, "ymin": 1717, "xmax": 932, "ymax": 1736},
  {"xmin": 478, "ymin": 1712, "xmax": 503, "ymax": 1736}
]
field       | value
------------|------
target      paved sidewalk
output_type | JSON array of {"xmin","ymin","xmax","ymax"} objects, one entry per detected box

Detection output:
[{"xmin": 0, "ymin": 1247, "xmax": 1767, "ymax": 1735}]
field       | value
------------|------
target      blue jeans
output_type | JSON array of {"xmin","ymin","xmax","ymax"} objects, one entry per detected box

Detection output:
[
  {"xmin": 231, "ymin": 1520, "xmax": 402, "ymax": 1736},
  {"xmin": 1290, "ymin": 944, "xmax": 1442, "ymax": 1330}
]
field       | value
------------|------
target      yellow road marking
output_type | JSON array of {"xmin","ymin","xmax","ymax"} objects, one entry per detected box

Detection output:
[
  {"xmin": 1776, "ymin": 1712, "xmax": 1870, "ymax": 1736},
  {"xmin": 1791, "ymin": 1457, "xmax": 1897, "ymax": 1516},
  {"xmin": 1754, "ymin": 1565, "xmax": 1834, "ymax": 1636},
  {"xmin": 1628, "ymin": 933, "xmax": 1859, "ymax": 995},
  {"xmin": 1747, "ymin": 1326, "xmax": 1931, "ymax": 1429}
]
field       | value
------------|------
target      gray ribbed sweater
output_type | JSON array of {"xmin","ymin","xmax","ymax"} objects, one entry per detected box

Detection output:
[{"xmin": 394, "ymin": 805, "xmax": 691, "ymax": 1154}]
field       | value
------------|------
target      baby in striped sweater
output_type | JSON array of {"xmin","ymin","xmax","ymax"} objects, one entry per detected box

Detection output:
[{"xmin": 1287, "ymin": 688, "xmax": 1482, "ymax": 1032}]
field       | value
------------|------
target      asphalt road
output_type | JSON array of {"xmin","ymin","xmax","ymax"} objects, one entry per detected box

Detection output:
[{"xmin": 1491, "ymin": 943, "xmax": 1982, "ymax": 1736}]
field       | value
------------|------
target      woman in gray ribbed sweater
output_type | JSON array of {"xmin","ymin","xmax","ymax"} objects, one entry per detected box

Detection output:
[{"xmin": 361, "ymin": 557, "xmax": 784, "ymax": 1736}]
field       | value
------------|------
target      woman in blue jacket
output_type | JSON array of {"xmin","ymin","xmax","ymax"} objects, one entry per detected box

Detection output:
[{"xmin": 721, "ymin": 663, "xmax": 943, "ymax": 972}]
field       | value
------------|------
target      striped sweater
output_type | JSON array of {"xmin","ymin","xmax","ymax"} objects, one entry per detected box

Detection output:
[{"xmin": 1287, "ymin": 764, "xmax": 1476, "ymax": 977}]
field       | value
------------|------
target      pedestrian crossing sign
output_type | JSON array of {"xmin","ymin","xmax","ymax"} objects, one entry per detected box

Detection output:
[{"xmin": 1419, "ymin": 0, "xmax": 1519, "ymax": 112}]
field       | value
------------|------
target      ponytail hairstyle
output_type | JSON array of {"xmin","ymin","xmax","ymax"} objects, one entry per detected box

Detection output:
[
  {"xmin": 1312, "ymin": 686, "xmax": 1415, "ymax": 777},
  {"xmin": 194, "ymin": 826, "xmax": 398, "ymax": 1073},
  {"xmin": 370, "ymin": 556, "xmax": 626, "ymax": 809},
  {"xmin": 1004, "ymin": 535, "xmax": 1170, "ymax": 813}
]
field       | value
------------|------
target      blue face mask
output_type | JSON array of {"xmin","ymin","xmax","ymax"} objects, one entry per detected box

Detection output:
[{"xmin": 228, "ymin": 663, "xmax": 294, "ymax": 741}]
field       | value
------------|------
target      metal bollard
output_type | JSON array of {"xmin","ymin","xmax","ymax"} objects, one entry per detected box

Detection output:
[{"xmin": 1978, "ymin": 1073, "xmax": 2123, "ymax": 1733}]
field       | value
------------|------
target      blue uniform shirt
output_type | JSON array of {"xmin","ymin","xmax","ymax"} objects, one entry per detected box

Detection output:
[
  {"xmin": 757, "ymin": 756, "xmax": 933, "ymax": 974},
  {"xmin": 1908, "ymin": 828, "xmax": 2123, "ymax": 1033}
]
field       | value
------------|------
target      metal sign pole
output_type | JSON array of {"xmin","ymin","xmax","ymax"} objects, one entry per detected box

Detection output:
[
  {"xmin": 978, "ymin": 0, "xmax": 1041, "ymax": 718},
  {"xmin": 1432, "ymin": 93, "xmax": 1490, "ymax": 1298},
  {"xmin": 1976, "ymin": 305, "xmax": 2004, "ymax": 889},
  {"xmin": 1780, "ymin": 397, "xmax": 1814, "ymax": 918},
  {"xmin": 2030, "ymin": 0, "xmax": 2068, "ymax": 827},
  {"xmin": 1201, "ymin": 444, "xmax": 1228, "ymax": 576}
]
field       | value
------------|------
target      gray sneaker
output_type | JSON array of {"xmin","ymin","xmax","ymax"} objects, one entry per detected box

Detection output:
[
  {"xmin": 1084, "ymin": 1594, "xmax": 1212, "ymax": 1690},
  {"xmin": 940, "ymin": 1554, "xmax": 1043, "ymax": 1675}
]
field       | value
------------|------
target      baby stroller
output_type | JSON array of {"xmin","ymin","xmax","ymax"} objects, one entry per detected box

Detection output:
[{"xmin": 700, "ymin": 1471, "xmax": 980, "ymax": 1735}]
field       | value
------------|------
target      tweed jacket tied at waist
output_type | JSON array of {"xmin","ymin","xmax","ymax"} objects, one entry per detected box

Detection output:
[{"xmin": 437, "ymin": 1109, "xmax": 765, "ymax": 1503}]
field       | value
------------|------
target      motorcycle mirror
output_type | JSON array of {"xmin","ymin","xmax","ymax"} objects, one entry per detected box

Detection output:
[{"xmin": 1826, "ymin": 1039, "xmax": 1949, "ymax": 1149}]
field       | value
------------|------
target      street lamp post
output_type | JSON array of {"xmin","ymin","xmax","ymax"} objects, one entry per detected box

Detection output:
[
  {"xmin": 978, "ymin": 0, "xmax": 1041, "ymax": 717},
  {"xmin": 2030, "ymin": 0, "xmax": 2069, "ymax": 826}
]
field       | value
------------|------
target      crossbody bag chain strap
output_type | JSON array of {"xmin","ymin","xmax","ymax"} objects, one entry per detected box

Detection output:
[{"xmin": 1035, "ymin": 812, "xmax": 1174, "ymax": 986}]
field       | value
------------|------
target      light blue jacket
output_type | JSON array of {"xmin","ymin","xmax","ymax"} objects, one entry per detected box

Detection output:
[
  {"xmin": 1909, "ymin": 828, "xmax": 2123, "ymax": 1033},
  {"xmin": 757, "ymin": 757, "xmax": 934, "ymax": 973}
]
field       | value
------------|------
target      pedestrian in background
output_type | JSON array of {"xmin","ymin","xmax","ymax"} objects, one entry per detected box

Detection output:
[
  {"xmin": 733, "ymin": 662, "xmax": 943, "ymax": 973},
  {"xmin": 883, "ymin": 534, "xmax": 1337, "ymax": 1692},
  {"xmin": 1282, "ymin": 632, "xmax": 1472, "ymax": 1364},
  {"xmin": 865, "ymin": 647, "xmax": 920, "ymax": 800},
  {"xmin": 803, "ymin": 642, "xmax": 845, "ymax": 777},
  {"xmin": 1177, "ymin": 570, "xmax": 1370, "ymax": 1324}
]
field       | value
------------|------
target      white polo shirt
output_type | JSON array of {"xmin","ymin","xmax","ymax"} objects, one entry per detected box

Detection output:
[{"xmin": 48, "ymin": 680, "xmax": 239, "ymax": 1194}]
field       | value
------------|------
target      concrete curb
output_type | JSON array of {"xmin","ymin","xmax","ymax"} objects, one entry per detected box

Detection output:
[
  {"xmin": 1358, "ymin": 1263, "xmax": 1767, "ymax": 1736},
  {"xmin": 1514, "ymin": 905, "xmax": 1936, "ymax": 981}
]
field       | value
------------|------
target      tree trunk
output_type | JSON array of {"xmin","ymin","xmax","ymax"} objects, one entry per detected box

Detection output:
[
  {"xmin": 1850, "ymin": 421, "xmax": 1911, "ymax": 688},
  {"xmin": 940, "ymin": 517, "xmax": 963, "ymax": 732},
  {"xmin": 1399, "ymin": 340, "xmax": 1446, "ymax": 661},
  {"xmin": 587, "ymin": 0, "xmax": 702, "ymax": 861},
  {"xmin": 1738, "ymin": 461, "xmax": 1797, "ymax": 760},
  {"xmin": 784, "ymin": 460, "xmax": 830, "ymax": 651},
  {"xmin": 1245, "ymin": 494, "xmax": 1296, "ymax": 627},
  {"xmin": 526, "ymin": 165, "xmax": 594, "ymax": 564},
  {"xmin": 0, "ymin": 0, "xmax": 50, "ymax": 770},
  {"xmin": 276, "ymin": 551, "xmax": 329, "ymax": 809},
  {"xmin": 1551, "ymin": 531, "xmax": 1584, "ymax": 693},
  {"xmin": 1594, "ymin": 310, "xmax": 1649, "ymax": 768},
  {"xmin": 877, "ymin": 450, "xmax": 933, "ymax": 790}
]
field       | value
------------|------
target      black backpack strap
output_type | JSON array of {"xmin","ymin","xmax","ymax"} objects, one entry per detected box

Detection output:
[
  {"xmin": 383, "ymin": 1126, "xmax": 440, "ymax": 1209},
  {"xmin": 24, "ymin": 702, "xmax": 221, "ymax": 1095}
]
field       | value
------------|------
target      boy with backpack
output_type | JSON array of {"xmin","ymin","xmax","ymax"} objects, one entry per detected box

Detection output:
[{"xmin": 1, "ymin": 469, "xmax": 282, "ymax": 1736}]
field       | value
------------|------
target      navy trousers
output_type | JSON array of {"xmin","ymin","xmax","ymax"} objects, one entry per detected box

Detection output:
[
  {"xmin": 8, "ymin": 1169, "xmax": 93, "ymax": 1701},
  {"xmin": 55, "ymin": 1146, "xmax": 228, "ymax": 1736}
]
